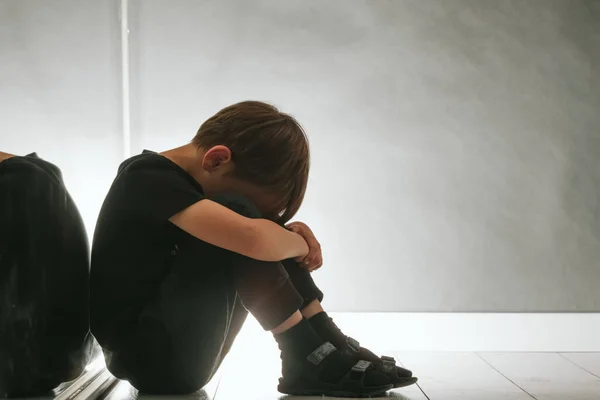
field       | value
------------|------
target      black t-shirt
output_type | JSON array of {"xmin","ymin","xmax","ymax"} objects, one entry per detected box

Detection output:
[
  {"xmin": 90, "ymin": 151, "xmax": 205, "ymax": 349},
  {"xmin": 0, "ymin": 153, "xmax": 93, "ymax": 394}
]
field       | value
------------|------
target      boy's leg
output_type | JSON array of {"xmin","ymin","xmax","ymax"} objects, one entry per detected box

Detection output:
[
  {"xmin": 103, "ymin": 193, "xmax": 305, "ymax": 394},
  {"xmin": 212, "ymin": 194, "xmax": 390, "ymax": 395},
  {"xmin": 280, "ymin": 258, "xmax": 324, "ymax": 311},
  {"xmin": 210, "ymin": 194, "xmax": 394, "ymax": 397},
  {"xmin": 280, "ymin": 258, "xmax": 416, "ymax": 387},
  {"xmin": 102, "ymin": 237, "xmax": 247, "ymax": 394},
  {"xmin": 110, "ymin": 192, "xmax": 393, "ymax": 396}
]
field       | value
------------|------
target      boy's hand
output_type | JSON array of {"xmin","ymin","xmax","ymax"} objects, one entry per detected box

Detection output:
[{"xmin": 286, "ymin": 221, "xmax": 323, "ymax": 272}]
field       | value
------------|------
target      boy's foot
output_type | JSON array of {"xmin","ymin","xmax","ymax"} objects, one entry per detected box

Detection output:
[
  {"xmin": 309, "ymin": 312, "xmax": 417, "ymax": 389},
  {"xmin": 275, "ymin": 318, "xmax": 393, "ymax": 397}
]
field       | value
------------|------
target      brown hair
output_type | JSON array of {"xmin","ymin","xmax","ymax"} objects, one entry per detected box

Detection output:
[{"xmin": 192, "ymin": 101, "xmax": 310, "ymax": 224}]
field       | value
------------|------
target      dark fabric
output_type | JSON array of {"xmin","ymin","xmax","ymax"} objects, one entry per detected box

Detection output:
[
  {"xmin": 0, "ymin": 153, "xmax": 93, "ymax": 398},
  {"xmin": 309, "ymin": 312, "xmax": 414, "ymax": 380},
  {"xmin": 99, "ymin": 193, "xmax": 308, "ymax": 394},
  {"xmin": 275, "ymin": 318, "xmax": 391, "ymax": 389},
  {"xmin": 281, "ymin": 258, "xmax": 324, "ymax": 309},
  {"xmin": 309, "ymin": 311, "xmax": 347, "ymax": 349},
  {"xmin": 91, "ymin": 151, "xmax": 206, "ymax": 350},
  {"xmin": 274, "ymin": 317, "xmax": 324, "ymax": 357},
  {"xmin": 91, "ymin": 152, "xmax": 324, "ymax": 394}
]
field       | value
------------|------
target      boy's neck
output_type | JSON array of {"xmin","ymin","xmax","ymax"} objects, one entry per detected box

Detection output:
[
  {"xmin": 160, "ymin": 144, "xmax": 201, "ymax": 168},
  {"xmin": 161, "ymin": 144, "xmax": 205, "ymax": 179},
  {"xmin": 0, "ymin": 151, "xmax": 15, "ymax": 163},
  {"xmin": 160, "ymin": 144, "xmax": 227, "ymax": 196}
]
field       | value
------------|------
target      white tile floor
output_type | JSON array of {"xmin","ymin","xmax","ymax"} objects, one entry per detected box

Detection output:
[
  {"xmin": 98, "ymin": 317, "xmax": 600, "ymax": 400},
  {"xmin": 102, "ymin": 350, "xmax": 600, "ymax": 400}
]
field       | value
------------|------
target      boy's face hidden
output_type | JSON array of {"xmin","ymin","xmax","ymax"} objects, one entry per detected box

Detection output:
[{"xmin": 200, "ymin": 146, "xmax": 284, "ymax": 221}]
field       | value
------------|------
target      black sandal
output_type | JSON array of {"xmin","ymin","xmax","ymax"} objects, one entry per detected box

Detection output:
[
  {"xmin": 346, "ymin": 337, "xmax": 418, "ymax": 389},
  {"xmin": 277, "ymin": 342, "xmax": 394, "ymax": 398}
]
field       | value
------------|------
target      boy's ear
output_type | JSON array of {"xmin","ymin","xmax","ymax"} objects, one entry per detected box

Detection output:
[{"xmin": 202, "ymin": 145, "xmax": 232, "ymax": 171}]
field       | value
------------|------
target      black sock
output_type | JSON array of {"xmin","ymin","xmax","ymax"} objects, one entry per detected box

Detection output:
[
  {"xmin": 308, "ymin": 311, "xmax": 348, "ymax": 350},
  {"xmin": 274, "ymin": 318, "xmax": 325, "ymax": 357}
]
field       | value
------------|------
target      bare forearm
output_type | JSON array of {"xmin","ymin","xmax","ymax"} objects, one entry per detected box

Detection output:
[
  {"xmin": 250, "ymin": 219, "xmax": 309, "ymax": 261},
  {"xmin": 169, "ymin": 199, "xmax": 308, "ymax": 262}
]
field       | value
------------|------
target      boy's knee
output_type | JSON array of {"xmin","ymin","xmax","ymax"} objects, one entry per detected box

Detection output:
[{"xmin": 209, "ymin": 192, "xmax": 262, "ymax": 219}]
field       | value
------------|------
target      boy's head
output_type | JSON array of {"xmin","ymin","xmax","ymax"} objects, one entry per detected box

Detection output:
[{"xmin": 192, "ymin": 101, "xmax": 310, "ymax": 224}]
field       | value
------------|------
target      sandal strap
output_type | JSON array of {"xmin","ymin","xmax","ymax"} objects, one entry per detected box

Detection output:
[
  {"xmin": 348, "ymin": 360, "xmax": 372, "ymax": 381},
  {"xmin": 306, "ymin": 342, "xmax": 337, "ymax": 366},
  {"xmin": 380, "ymin": 355, "xmax": 397, "ymax": 374}
]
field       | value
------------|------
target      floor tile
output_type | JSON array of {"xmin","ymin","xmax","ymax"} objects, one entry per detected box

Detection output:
[
  {"xmin": 101, "ymin": 365, "xmax": 221, "ymax": 400},
  {"xmin": 80, "ymin": 351, "xmax": 600, "ymax": 400},
  {"xmin": 480, "ymin": 352, "xmax": 600, "ymax": 400},
  {"xmin": 560, "ymin": 353, "xmax": 600, "ymax": 378},
  {"xmin": 392, "ymin": 352, "xmax": 532, "ymax": 399},
  {"xmin": 213, "ymin": 319, "xmax": 425, "ymax": 399},
  {"xmin": 101, "ymin": 381, "xmax": 216, "ymax": 400},
  {"xmin": 213, "ymin": 319, "xmax": 317, "ymax": 400}
]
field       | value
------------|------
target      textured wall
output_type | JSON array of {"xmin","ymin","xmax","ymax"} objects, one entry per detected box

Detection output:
[
  {"xmin": 1, "ymin": 0, "xmax": 599, "ymax": 312},
  {"xmin": 130, "ymin": 0, "xmax": 600, "ymax": 312}
]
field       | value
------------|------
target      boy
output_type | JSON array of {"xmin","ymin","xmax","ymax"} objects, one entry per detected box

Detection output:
[
  {"xmin": 0, "ymin": 152, "xmax": 93, "ymax": 398},
  {"xmin": 91, "ymin": 101, "xmax": 416, "ymax": 397}
]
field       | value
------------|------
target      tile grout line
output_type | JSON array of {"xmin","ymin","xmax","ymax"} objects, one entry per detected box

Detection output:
[
  {"xmin": 415, "ymin": 382, "xmax": 431, "ymax": 400},
  {"xmin": 211, "ymin": 363, "xmax": 227, "ymax": 400},
  {"xmin": 212, "ymin": 375, "xmax": 222, "ymax": 400},
  {"xmin": 558, "ymin": 353, "xmax": 600, "ymax": 379},
  {"xmin": 475, "ymin": 353, "xmax": 538, "ymax": 400},
  {"xmin": 395, "ymin": 356, "xmax": 430, "ymax": 400}
]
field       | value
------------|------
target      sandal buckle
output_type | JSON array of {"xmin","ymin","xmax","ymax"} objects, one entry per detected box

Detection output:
[
  {"xmin": 381, "ymin": 356, "xmax": 396, "ymax": 374},
  {"xmin": 306, "ymin": 342, "xmax": 337, "ymax": 366},
  {"xmin": 346, "ymin": 337, "xmax": 361, "ymax": 353},
  {"xmin": 352, "ymin": 360, "xmax": 372, "ymax": 373}
]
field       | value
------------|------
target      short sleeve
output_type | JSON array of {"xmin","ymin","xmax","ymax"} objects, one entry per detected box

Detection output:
[{"xmin": 117, "ymin": 161, "xmax": 205, "ymax": 223}]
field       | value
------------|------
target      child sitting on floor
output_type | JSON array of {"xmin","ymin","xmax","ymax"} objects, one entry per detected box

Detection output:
[{"xmin": 90, "ymin": 101, "xmax": 416, "ymax": 397}]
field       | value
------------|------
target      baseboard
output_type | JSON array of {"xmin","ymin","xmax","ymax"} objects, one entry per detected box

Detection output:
[
  {"xmin": 236, "ymin": 312, "xmax": 600, "ymax": 352},
  {"xmin": 325, "ymin": 312, "xmax": 600, "ymax": 352}
]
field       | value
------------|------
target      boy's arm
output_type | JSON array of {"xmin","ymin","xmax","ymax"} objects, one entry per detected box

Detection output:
[{"xmin": 169, "ymin": 199, "xmax": 309, "ymax": 262}]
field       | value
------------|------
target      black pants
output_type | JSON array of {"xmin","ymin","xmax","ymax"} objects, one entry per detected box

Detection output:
[{"xmin": 105, "ymin": 193, "xmax": 324, "ymax": 394}]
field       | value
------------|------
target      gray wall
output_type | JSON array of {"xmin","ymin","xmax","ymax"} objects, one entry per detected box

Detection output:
[
  {"xmin": 0, "ymin": 0, "xmax": 122, "ymax": 237},
  {"xmin": 2, "ymin": 0, "xmax": 599, "ymax": 312}
]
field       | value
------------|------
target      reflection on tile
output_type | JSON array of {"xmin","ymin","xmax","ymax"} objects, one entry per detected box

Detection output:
[
  {"xmin": 561, "ymin": 353, "xmax": 600, "ymax": 378},
  {"xmin": 17, "ymin": 397, "xmax": 53, "ymax": 400},
  {"xmin": 393, "ymin": 352, "xmax": 531, "ymax": 400},
  {"xmin": 137, "ymin": 391, "xmax": 213, "ymax": 400},
  {"xmin": 212, "ymin": 320, "xmax": 297, "ymax": 400},
  {"xmin": 100, "ymin": 365, "xmax": 221, "ymax": 400},
  {"xmin": 101, "ymin": 382, "xmax": 136, "ymax": 400},
  {"xmin": 480, "ymin": 352, "xmax": 600, "ymax": 400},
  {"xmin": 103, "ymin": 381, "xmax": 214, "ymax": 400}
]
